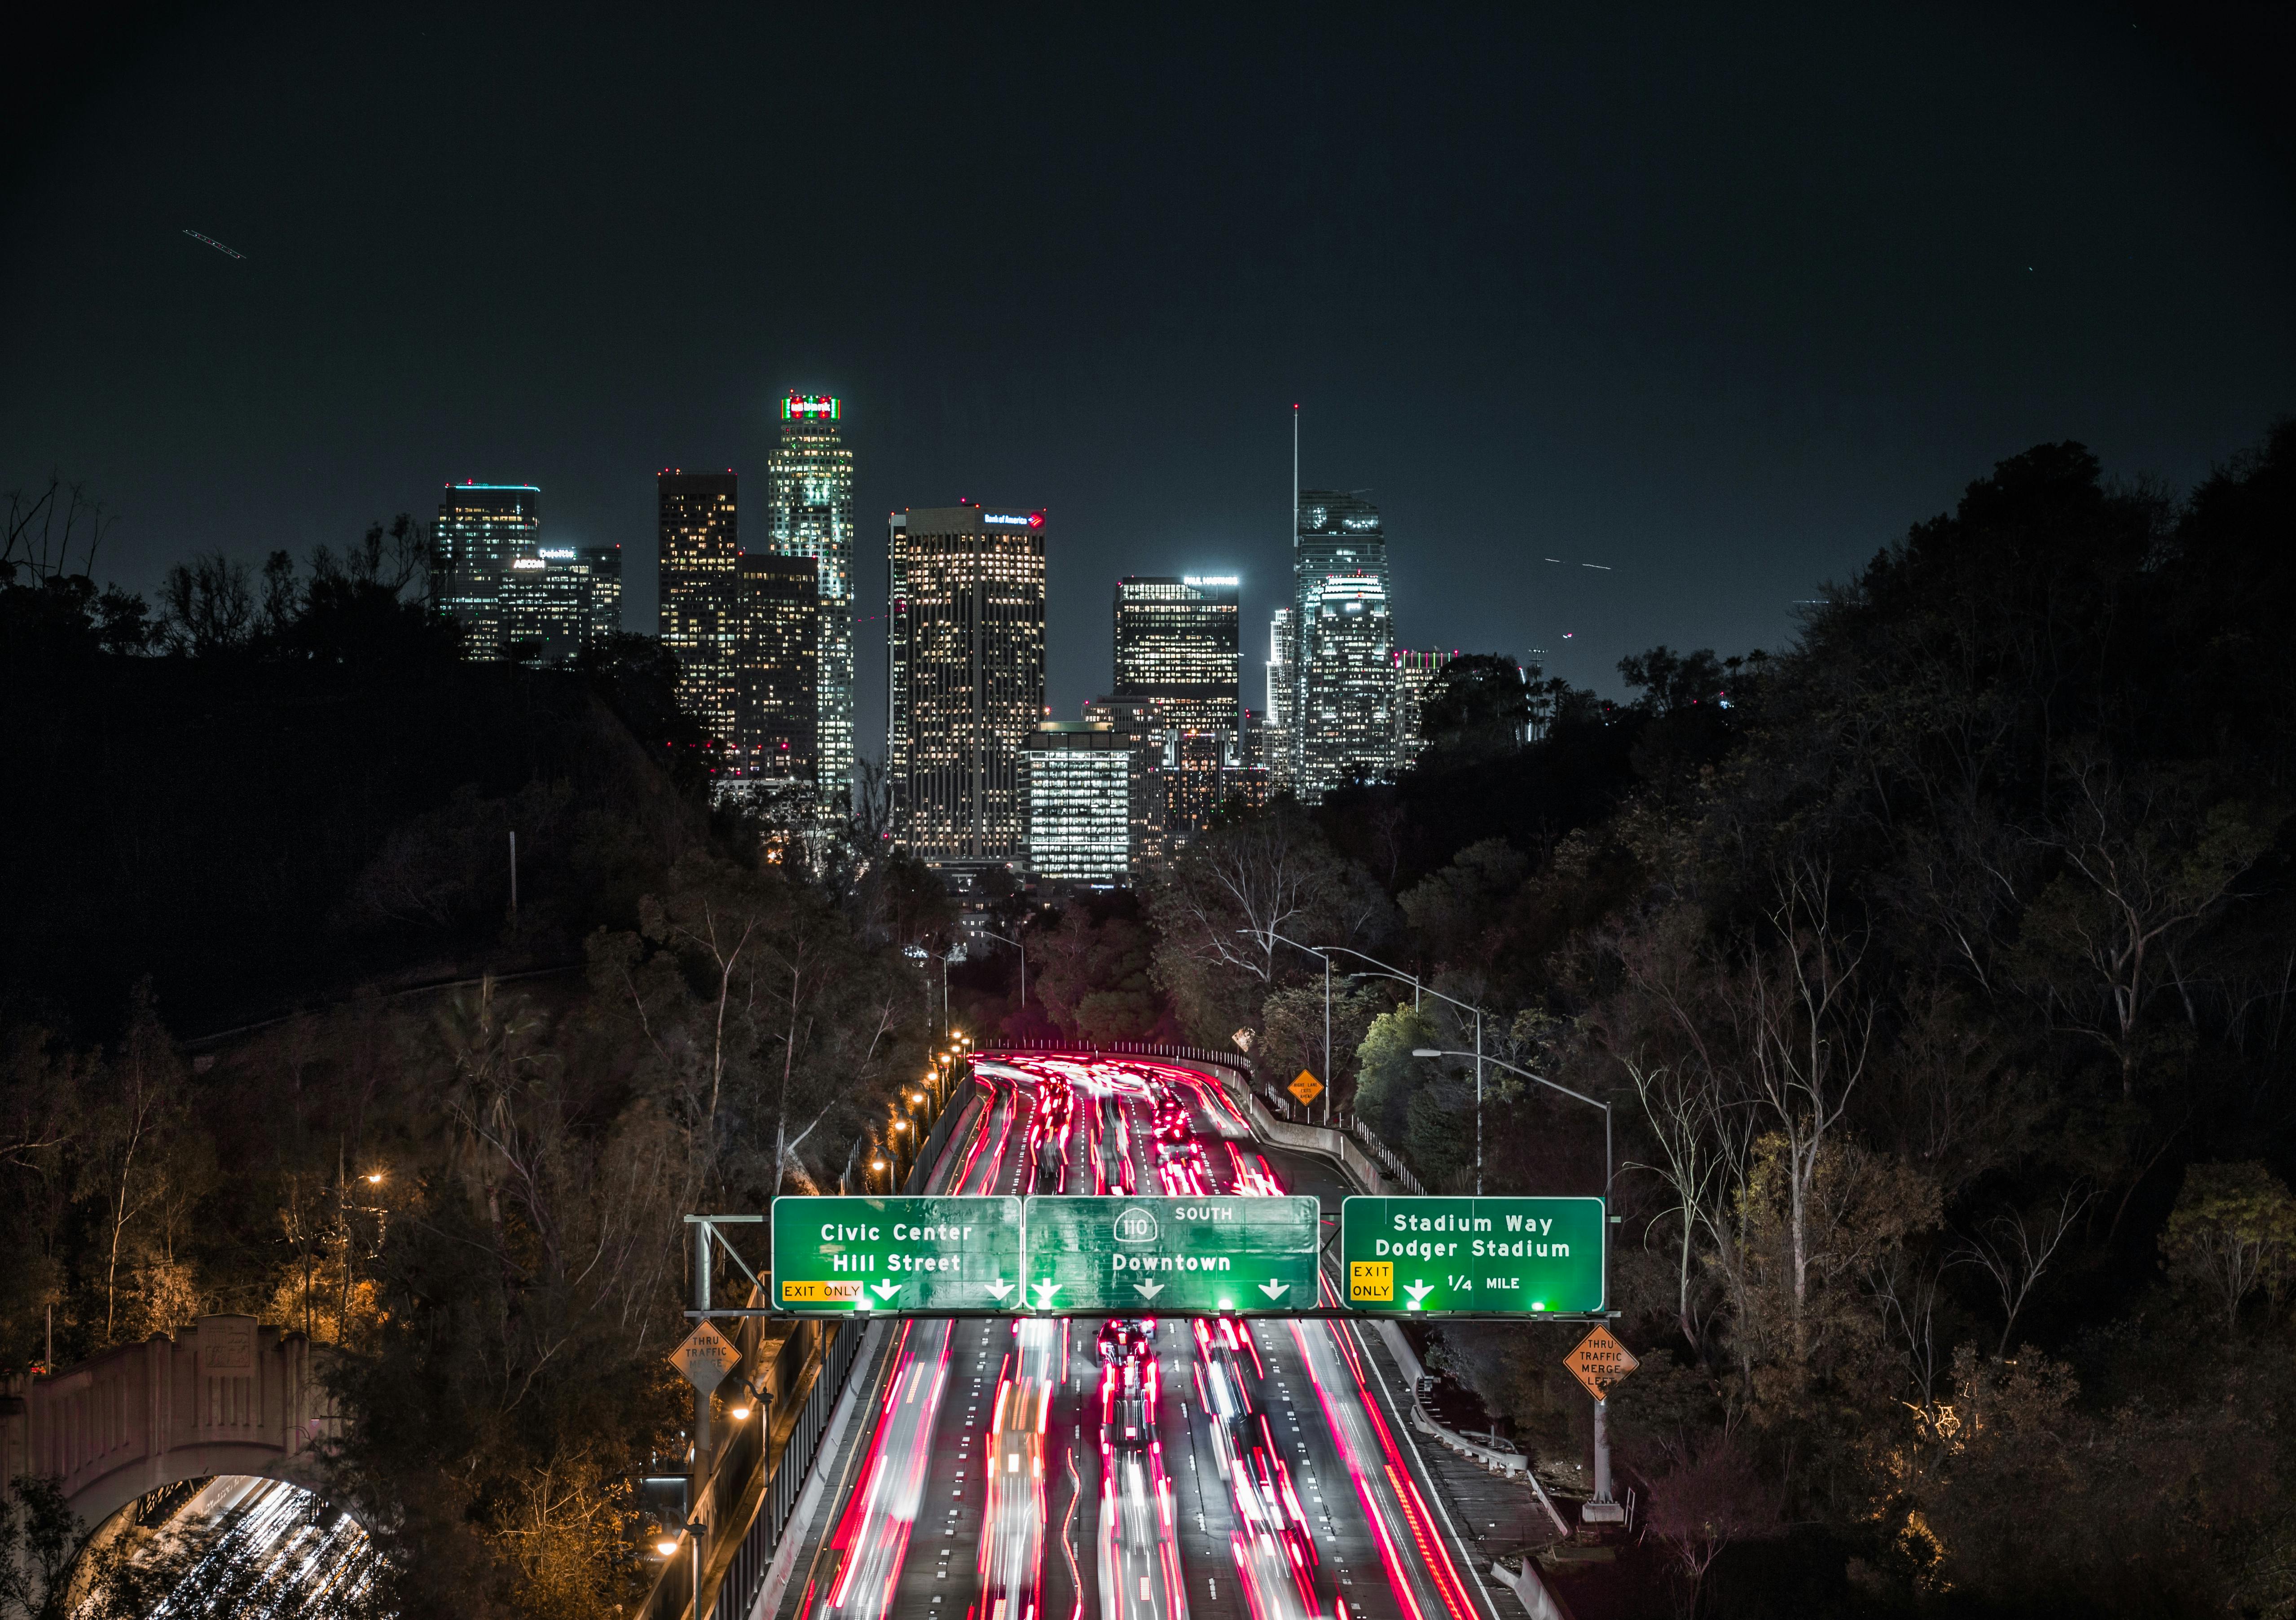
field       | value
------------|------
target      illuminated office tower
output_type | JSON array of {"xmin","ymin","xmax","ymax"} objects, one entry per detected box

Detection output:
[
  {"xmin": 658, "ymin": 470, "xmax": 740, "ymax": 743},
  {"xmin": 1262, "ymin": 608, "xmax": 1296, "ymax": 792},
  {"xmin": 766, "ymin": 394, "xmax": 856, "ymax": 801},
  {"xmin": 732, "ymin": 552, "xmax": 818, "ymax": 781},
  {"xmin": 501, "ymin": 547, "xmax": 583, "ymax": 662},
  {"xmin": 1392, "ymin": 647, "xmax": 1457, "ymax": 764},
  {"xmin": 498, "ymin": 542, "xmax": 622, "ymax": 664},
  {"xmin": 1113, "ymin": 575, "xmax": 1240, "ymax": 734},
  {"xmin": 1293, "ymin": 490, "xmax": 1395, "ymax": 799},
  {"xmin": 1081, "ymin": 695, "xmax": 1169, "ymax": 862},
  {"xmin": 433, "ymin": 482, "xmax": 540, "ymax": 660},
  {"xmin": 886, "ymin": 503, "xmax": 1047, "ymax": 864},
  {"xmin": 1023, "ymin": 724, "xmax": 1143, "ymax": 882},
  {"xmin": 579, "ymin": 544, "xmax": 622, "ymax": 646}
]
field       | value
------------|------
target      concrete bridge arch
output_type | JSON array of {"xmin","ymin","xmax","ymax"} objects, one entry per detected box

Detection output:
[{"xmin": 0, "ymin": 1315, "xmax": 342, "ymax": 1535}]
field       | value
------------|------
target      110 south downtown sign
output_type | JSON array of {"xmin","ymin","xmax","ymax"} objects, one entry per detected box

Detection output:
[{"xmin": 768, "ymin": 1193, "xmax": 1604, "ymax": 1318}]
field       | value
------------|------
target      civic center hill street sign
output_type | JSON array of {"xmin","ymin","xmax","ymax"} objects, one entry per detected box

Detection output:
[
  {"xmin": 1341, "ymin": 1197, "xmax": 1605, "ymax": 1315},
  {"xmin": 770, "ymin": 1195, "xmax": 1023, "ymax": 1313},
  {"xmin": 1021, "ymin": 1195, "xmax": 1320, "ymax": 1314}
]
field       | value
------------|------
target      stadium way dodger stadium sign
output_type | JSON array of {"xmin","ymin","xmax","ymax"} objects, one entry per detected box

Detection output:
[{"xmin": 1341, "ymin": 1196, "xmax": 1605, "ymax": 1315}]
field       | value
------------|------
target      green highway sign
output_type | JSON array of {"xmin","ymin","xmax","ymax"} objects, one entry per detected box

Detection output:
[
  {"xmin": 1021, "ymin": 1195, "xmax": 1320, "ymax": 1314},
  {"xmin": 770, "ymin": 1196, "xmax": 1022, "ymax": 1314},
  {"xmin": 1341, "ymin": 1197, "xmax": 1605, "ymax": 1315}
]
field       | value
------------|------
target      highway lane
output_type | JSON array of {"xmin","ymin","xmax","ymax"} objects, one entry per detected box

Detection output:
[{"xmin": 780, "ymin": 1055, "xmax": 1493, "ymax": 1620}]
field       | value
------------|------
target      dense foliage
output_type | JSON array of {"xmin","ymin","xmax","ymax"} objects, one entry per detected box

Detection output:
[
  {"xmin": 0, "ymin": 520, "xmax": 953, "ymax": 1618},
  {"xmin": 9, "ymin": 421, "xmax": 2296, "ymax": 1616}
]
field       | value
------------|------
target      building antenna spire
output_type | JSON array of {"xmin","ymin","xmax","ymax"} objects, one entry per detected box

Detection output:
[{"xmin": 1291, "ymin": 403, "xmax": 1300, "ymax": 550}]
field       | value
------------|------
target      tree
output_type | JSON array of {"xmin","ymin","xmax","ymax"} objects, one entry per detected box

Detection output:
[
  {"xmin": 1416, "ymin": 654, "xmax": 1530, "ymax": 765},
  {"xmin": 1148, "ymin": 806, "xmax": 1391, "ymax": 1042},
  {"xmin": 1642, "ymin": 1429, "xmax": 1782, "ymax": 1619},
  {"xmin": 2159, "ymin": 1161, "xmax": 2296, "ymax": 1330}
]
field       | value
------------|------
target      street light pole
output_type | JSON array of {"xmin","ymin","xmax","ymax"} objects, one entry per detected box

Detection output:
[
  {"xmin": 1330, "ymin": 948, "xmax": 1492, "ymax": 1187},
  {"xmin": 980, "ymin": 928, "xmax": 1027, "ymax": 1007}
]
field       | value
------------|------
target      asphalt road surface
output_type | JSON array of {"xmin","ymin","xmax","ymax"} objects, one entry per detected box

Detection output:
[{"xmin": 774, "ymin": 1055, "xmax": 1497, "ymax": 1620}]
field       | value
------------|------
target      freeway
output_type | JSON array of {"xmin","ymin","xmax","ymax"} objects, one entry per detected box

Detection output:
[{"xmin": 773, "ymin": 1055, "xmax": 1497, "ymax": 1620}]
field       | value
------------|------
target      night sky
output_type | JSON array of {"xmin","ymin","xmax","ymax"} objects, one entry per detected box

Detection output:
[{"xmin": 4, "ymin": 4, "xmax": 2291, "ymax": 731}]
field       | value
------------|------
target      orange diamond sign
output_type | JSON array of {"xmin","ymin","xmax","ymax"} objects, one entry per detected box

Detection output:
[
  {"xmin": 1288, "ymin": 1069, "xmax": 1324, "ymax": 1106},
  {"xmin": 1563, "ymin": 1326, "xmax": 1639, "ymax": 1401},
  {"xmin": 669, "ymin": 1321, "xmax": 741, "ymax": 1395}
]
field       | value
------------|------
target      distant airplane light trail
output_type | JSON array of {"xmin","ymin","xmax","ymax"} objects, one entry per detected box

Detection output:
[
  {"xmin": 183, "ymin": 230, "xmax": 246, "ymax": 260},
  {"xmin": 1542, "ymin": 556, "xmax": 1613, "ymax": 571}
]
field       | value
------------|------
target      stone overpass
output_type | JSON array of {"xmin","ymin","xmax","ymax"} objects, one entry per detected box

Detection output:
[{"xmin": 0, "ymin": 1315, "xmax": 339, "ymax": 1533}]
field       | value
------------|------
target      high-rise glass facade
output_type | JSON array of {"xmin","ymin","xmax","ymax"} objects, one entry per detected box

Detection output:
[
  {"xmin": 734, "ymin": 552, "xmax": 818, "ymax": 782},
  {"xmin": 1263, "ymin": 607, "xmax": 1296, "ymax": 793},
  {"xmin": 1292, "ymin": 491, "xmax": 1396, "ymax": 799},
  {"xmin": 1113, "ymin": 576, "xmax": 1240, "ymax": 734},
  {"xmin": 1023, "ymin": 724, "xmax": 1139, "ymax": 882},
  {"xmin": 433, "ymin": 483, "xmax": 540, "ymax": 660},
  {"xmin": 658, "ymin": 470, "xmax": 740, "ymax": 743},
  {"xmin": 766, "ymin": 395, "xmax": 856, "ymax": 804},
  {"xmin": 887, "ymin": 504, "xmax": 1047, "ymax": 864},
  {"xmin": 578, "ymin": 544, "xmax": 622, "ymax": 647}
]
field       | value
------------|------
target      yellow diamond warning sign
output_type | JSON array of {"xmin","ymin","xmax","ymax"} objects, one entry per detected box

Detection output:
[
  {"xmin": 1349, "ymin": 1261, "xmax": 1394, "ymax": 1303},
  {"xmin": 1563, "ymin": 1325, "xmax": 1639, "ymax": 1401},
  {"xmin": 1289, "ymin": 1069, "xmax": 1324, "ymax": 1106}
]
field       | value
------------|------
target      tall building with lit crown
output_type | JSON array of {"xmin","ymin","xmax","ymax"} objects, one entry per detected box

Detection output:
[
  {"xmin": 658, "ymin": 470, "xmax": 740, "ymax": 744},
  {"xmin": 1113, "ymin": 576, "xmax": 1240, "ymax": 733},
  {"xmin": 733, "ymin": 552, "xmax": 818, "ymax": 781},
  {"xmin": 765, "ymin": 395, "xmax": 856, "ymax": 802},
  {"xmin": 433, "ymin": 483, "xmax": 540, "ymax": 660},
  {"xmin": 1392, "ymin": 647, "xmax": 1457, "ymax": 764},
  {"xmin": 501, "ymin": 547, "xmax": 584, "ymax": 662},
  {"xmin": 887, "ymin": 503, "xmax": 1047, "ymax": 864},
  {"xmin": 1292, "ymin": 491, "xmax": 1396, "ymax": 798}
]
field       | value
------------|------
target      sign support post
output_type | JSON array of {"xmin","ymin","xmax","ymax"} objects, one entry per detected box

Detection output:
[
  {"xmin": 1563, "ymin": 1326, "xmax": 1639, "ymax": 1528},
  {"xmin": 679, "ymin": 1214, "xmax": 764, "ymax": 1576}
]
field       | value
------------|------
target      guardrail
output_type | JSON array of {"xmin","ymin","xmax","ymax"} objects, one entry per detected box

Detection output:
[
  {"xmin": 642, "ymin": 1068, "xmax": 984, "ymax": 1619},
  {"xmin": 984, "ymin": 1039, "xmax": 1253, "ymax": 1078},
  {"xmin": 708, "ymin": 1316, "xmax": 865, "ymax": 1620}
]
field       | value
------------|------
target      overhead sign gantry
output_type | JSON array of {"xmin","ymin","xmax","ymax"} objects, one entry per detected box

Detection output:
[{"xmin": 761, "ymin": 1193, "xmax": 1604, "ymax": 1319}]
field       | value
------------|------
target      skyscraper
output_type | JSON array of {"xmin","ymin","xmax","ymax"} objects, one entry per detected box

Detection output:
[
  {"xmin": 766, "ymin": 394, "xmax": 856, "ymax": 803},
  {"xmin": 1023, "ymin": 723, "xmax": 1144, "ymax": 882},
  {"xmin": 887, "ymin": 503, "xmax": 1047, "ymax": 865},
  {"xmin": 1113, "ymin": 576, "xmax": 1240, "ymax": 734},
  {"xmin": 578, "ymin": 544, "xmax": 622, "ymax": 647},
  {"xmin": 433, "ymin": 482, "xmax": 540, "ymax": 660},
  {"xmin": 1263, "ymin": 607, "xmax": 1296, "ymax": 793},
  {"xmin": 1293, "ymin": 490, "xmax": 1396, "ymax": 798},
  {"xmin": 733, "ymin": 552, "xmax": 819, "ymax": 782},
  {"xmin": 501, "ymin": 547, "xmax": 585, "ymax": 662},
  {"xmin": 1392, "ymin": 647, "xmax": 1457, "ymax": 764},
  {"xmin": 658, "ymin": 470, "xmax": 739, "ymax": 744}
]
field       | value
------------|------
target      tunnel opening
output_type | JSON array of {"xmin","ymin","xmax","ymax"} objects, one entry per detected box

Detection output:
[{"xmin": 79, "ymin": 1475, "xmax": 385, "ymax": 1616}]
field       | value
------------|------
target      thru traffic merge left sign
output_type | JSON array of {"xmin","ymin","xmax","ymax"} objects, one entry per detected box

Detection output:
[
  {"xmin": 669, "ymin": 1321, "xmax": 740, "ymax": 1394},
  {"xmin": 1563, "ymin": 1325, "xmax": 1639, "ymax": 1400}
]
